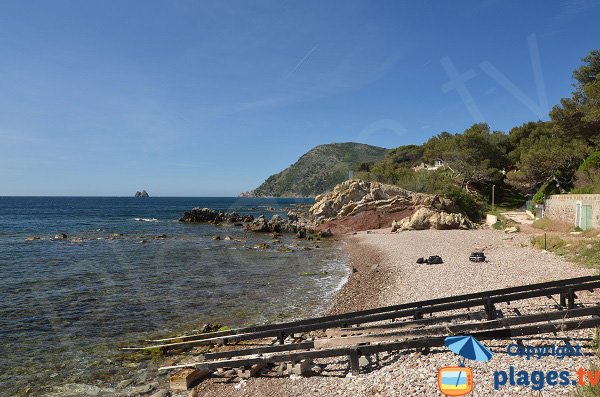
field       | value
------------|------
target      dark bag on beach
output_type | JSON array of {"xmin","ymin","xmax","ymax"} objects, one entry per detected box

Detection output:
[
  {"xmin": 427, "ymin": 255, "xmax": 443, "ymax": 264},
  {"xmin": 469, "ymin": 252, "xmax": 486, "ymax": 262}
]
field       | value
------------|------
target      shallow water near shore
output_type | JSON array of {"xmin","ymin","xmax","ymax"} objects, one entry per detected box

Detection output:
[{"xmin": 0, "ymin": 197, "xmax": 348, "ymax": 396}]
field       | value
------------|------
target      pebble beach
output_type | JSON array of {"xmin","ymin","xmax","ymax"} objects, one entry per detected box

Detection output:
[{"xmin": 190, "ymin": 228, "xmax": 600, "ymax": 397}]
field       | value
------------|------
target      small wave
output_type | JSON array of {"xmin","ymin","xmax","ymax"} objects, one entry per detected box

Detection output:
[{"xmin": 134, "ymin": 218, "xmax": 159, "ymax": 222}]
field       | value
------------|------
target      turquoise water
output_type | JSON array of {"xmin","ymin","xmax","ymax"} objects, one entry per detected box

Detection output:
[{"xmin": 0, "ymin": 197, "xmax": 348, "ymax": 396}]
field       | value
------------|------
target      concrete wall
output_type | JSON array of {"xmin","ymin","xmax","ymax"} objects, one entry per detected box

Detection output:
[{"xmin": 544, "ymin": 194, "xmax": 600, "ymax": 229}]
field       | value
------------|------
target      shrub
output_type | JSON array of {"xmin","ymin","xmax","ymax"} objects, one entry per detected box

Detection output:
[
  {"xmin": 444, "ymin": 187, "xmax": 483, "ymax": 221},
  {"xmin": 532, "ymin": 181, "xmax": 561, "ymax": 204}
]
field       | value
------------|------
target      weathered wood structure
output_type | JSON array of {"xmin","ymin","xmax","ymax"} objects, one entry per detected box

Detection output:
[{"xmin": 122, "ymin": 276, "xmax": 600, "ymax": 389}]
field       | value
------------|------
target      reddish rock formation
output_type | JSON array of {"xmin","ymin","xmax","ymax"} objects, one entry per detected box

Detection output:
[{"xmin": 310, "ymin": 179, "xmax": 472, "ymax": 234}]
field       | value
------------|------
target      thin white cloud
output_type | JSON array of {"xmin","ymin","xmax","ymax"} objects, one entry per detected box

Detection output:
[{"xmin": 286, "ymin": 44, "xmax": 319, "ymax": 79}]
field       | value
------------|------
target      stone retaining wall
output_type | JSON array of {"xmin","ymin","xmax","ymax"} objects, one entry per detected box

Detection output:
[{"xmin": 544, "ymin": 194, "xmax": 600, "ymax": 229}]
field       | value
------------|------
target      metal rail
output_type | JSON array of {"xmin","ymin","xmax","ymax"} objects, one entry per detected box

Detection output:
[{"xmin": 125, "ymin": 279, "xmax": 600, "ymax": 351}]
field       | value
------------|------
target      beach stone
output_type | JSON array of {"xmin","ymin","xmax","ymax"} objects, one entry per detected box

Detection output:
[
  {"xmin": 359, "ymin": 356, "xmax": 369, "ymax": 367},
  {"xmin": 149, "ymin": 390, "xmax": 170, "ymax": 397},
  {"xmin": 117, "ymin": 379, "xmax": 133, "ymax": 389},
  {"xmin": 129, "ymin": 383, "xmax": 156, "ymax": 395},
  {"xmin": 319, "ymin": 228, "xmax": 333, "ymax": 238},
  {"xmin": 504, "ymin": 226, "xmax": 519, "ymax": 234}
]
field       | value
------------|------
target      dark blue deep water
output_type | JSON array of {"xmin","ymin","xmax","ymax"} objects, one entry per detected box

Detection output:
[{"xmin": 0, "ymin": 197, "xmax": 348, "ymax": 396}]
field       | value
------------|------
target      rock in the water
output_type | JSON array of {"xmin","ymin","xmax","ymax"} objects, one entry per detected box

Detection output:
[
  {"xmin": 287, "ymin": 211, "xmax": 300, "ymax": 221},
  {"xmin": 179, "ymin": 208, "xmax": 251, "ymax": 223},
  {"xmin": 268, "ymin": 214, "xmax": 286, "ymax": 233},
  {"xmin": 53, "ymin": 233, "xmax": 68, "ymax": 240},
  {"xmin": 248, "ymin": 215, "xmax": 270, "ymax": 232},
  {"xmin": 318, "ymin": 228, "xmax": 333, "ymax": 238},
  {"xmin": 296, "ymin": 230, "xmax": 306, "ymax": 239},
  {"xmin": 134, "ymin": 190, "xmax": 150, "ymax": 197},
  {"xmin": 211, "ymin": 235, "xmax": 221, "ymax": 240}
]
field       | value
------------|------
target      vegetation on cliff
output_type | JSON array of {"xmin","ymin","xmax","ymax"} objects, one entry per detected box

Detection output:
[
  {"xmin": 242, "ymin": 143, "xmax": 388, "ymax": 197},
  {"xmin": 355, "ymin": 49, "xmax": 600, "ymax": 211}
]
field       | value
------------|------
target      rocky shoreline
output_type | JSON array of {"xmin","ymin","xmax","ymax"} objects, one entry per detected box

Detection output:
[{"xmin": 179, "ymin": 179, "xmax": 475, "ymax": 240}]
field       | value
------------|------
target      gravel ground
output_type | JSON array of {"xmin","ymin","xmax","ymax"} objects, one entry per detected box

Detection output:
[{"xmin": 184, "ymin": 228, "xmax": 600, "ymax": 397}]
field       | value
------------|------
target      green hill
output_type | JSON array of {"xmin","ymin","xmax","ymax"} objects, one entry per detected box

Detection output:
[{"xmin": 241, "ymin": 142, "xmax": 389, "ymax": 197}]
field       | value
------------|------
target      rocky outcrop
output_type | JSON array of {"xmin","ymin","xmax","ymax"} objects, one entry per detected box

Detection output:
[
  {"xmin": 134, "ymin": 190, "xmax": 149, "ymax": 197},
  {"xmin": 245, "ymin": 214, "xmax": 316, "ymax": 234},
  {"xmin": 391, "ymin": 207, "xmax": 473, "ymax": 231},
  {"xmin": 178, "ymin": 207, "xmax": 327, "ymax": 237},
  {"xmin": 309, "ymin": 179, "xmax": 472, "ymax": 234},
  {"xmin": 179, "ymin": 208, "xmax": 254, "ymax": 223}
]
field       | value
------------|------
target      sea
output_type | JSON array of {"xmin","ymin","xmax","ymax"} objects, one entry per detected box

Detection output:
[{"xmin": 0, "ymin": 197, "xmax": 349, "ymax": 396}]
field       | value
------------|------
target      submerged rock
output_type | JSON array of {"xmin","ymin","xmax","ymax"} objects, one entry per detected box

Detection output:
[{"xmin": 179, "ymin": 208, "xmax": 253, "ymax": 224}]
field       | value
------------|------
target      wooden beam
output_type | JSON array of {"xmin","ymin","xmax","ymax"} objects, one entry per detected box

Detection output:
[
  {"xmin": 128, "ymin": 280, "xmax": 600, "ymax": 351},
  {"xmin": 159, "ymin": 316, "xmax": 600, "ymax": 372},
  {"xmin": 143, "ymin": 275, "xmax": 600, "ymax": 344}
]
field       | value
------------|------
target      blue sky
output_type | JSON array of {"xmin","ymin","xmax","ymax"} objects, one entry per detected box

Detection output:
[{"xmin": 1, "ymin": 0, "xmax": 599, "ymax": 196}]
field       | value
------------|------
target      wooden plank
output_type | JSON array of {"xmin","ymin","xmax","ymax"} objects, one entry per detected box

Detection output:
[
  {"xmin": 315, "ymin": 306, "xmax": 600, "ymax": 349},
  {"xmin": 200, "ymin": 341, "xmax": 314, "ymax": 361},
  {"xmin": 169, "ymin": 368, "xmax": 209, "ymax": 391},
  {"xmin": 327, "ymin": 311, "xmax": 485, "ymax": 337},
  {"xmin": 144, "ymin": 275, "xmax": 600, "ymax": 344}
]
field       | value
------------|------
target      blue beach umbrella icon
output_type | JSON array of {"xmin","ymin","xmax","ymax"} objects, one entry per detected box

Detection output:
[{"xmin": 444, "ymin": 335, "xmax": 493, "ymax": 363}]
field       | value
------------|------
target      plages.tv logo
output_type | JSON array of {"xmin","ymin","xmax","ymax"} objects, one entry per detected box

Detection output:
[{"xmin": 438, "ymin": 335, "xmax": 493, "ymax": 396}]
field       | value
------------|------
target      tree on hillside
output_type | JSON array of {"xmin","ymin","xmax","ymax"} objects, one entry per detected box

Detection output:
[
  {"xmin": 518, "ymin": 137, "xmax": 589, "ymax": 193},
  {"xmin": 574, "ymin": 151, "xmax": 600, "ymax": 193},
  {"xmin": 423, "ymin": 123, "xmax": 508, "ymax": 192},
  {"xmin": 550, "ymin": 50, "xmax": 600, "ymax": 146}
]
